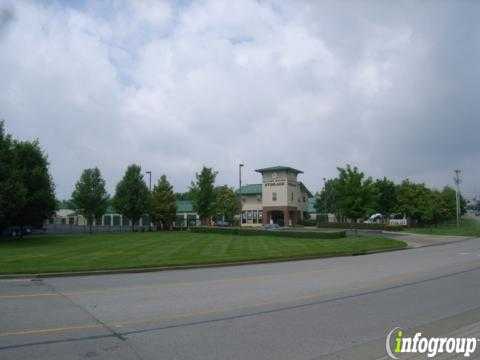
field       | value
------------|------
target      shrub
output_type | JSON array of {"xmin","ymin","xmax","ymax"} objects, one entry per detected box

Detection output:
[
  {"xmin": 301, "ymin": 219, "xmax": 317, "ymax": 227},
  {"xmin": 316, "ymin": 222, "xmax": 405, "ymax": 231},
  {"xmin": 189, "ymin": 227, "xmax": 346, "ymax": 239}
]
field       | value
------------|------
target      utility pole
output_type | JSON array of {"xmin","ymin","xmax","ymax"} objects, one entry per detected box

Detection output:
[{"xmin": 454, "ymin": 169, "xmax": 462, "ymax": 228}]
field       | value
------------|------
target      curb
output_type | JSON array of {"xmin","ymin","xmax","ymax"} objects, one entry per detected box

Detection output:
[{"xmin": 0, "ymin": 245, "xmax": 408, "ymax": 280}]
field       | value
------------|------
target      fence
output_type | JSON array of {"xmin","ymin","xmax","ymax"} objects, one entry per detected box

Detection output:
[{"xmin": 44, "ymin": 224, "xmax": 150, "ymax": 234}]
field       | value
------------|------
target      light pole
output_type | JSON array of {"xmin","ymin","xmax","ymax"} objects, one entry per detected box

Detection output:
[
  {"xmin": 239, "ymin": 163, "xmax": 244, "ymax": 226},
  {"xmin": 323, "ymin": 177, "xmax": 327, "ymax": 220},
  {"xmin": 146, "ymin": 171, "xmax": 152, "ymax": 191}
]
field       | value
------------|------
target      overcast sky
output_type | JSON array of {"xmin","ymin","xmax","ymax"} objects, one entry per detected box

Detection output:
[{"xmin": 1, "ymin": 0, "xmax": 479, "ymax": 199}]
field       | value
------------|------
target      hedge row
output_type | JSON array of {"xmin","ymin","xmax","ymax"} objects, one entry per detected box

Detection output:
[
  {"xmin": 189, "ymin": 227, "xmax": 346, "ymax": 239},
  {"xmin": 316, "ymin": 222, "xmax": 405, "ymax": 231}
]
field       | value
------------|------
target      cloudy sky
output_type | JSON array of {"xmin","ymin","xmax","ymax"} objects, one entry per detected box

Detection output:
[{"xmin": 1, "ymin": 0, "xmax": 479, "ymax": 199}]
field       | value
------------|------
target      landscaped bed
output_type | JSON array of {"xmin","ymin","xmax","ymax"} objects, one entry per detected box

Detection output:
[{"xmin": 0, "ymin": 232, "xmax": 407, "ymax": 275}]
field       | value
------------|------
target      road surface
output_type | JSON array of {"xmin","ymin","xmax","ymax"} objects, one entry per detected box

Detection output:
[{"xmin": 1, "ymin": 235, "xmax": 480, "ymax": 359}]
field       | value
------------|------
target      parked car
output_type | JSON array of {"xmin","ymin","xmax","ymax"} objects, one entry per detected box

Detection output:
[
  {"xmin": 364, "ymin": 213, "xmax": 384, "ymax": 224},
  {"xmin": 1, "ymin": 226, "xmax": 32, "ymax": 237},
  {"xmin": 215, "ymin": 220, "xmax": 230, "ymax": 227}
]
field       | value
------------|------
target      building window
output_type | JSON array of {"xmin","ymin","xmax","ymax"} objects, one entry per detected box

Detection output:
[
  {"xmin": 253, "ymin": 210, "xmax": 258, "ymax": 224},
  {"xmin": 104, "ymin": 215, "xmax": 112, "ymax": 226},
  {"xmin": 187, "ymin": 214, "xmax": 197, "ymax": 227},
  {"xmin": 259, "ymin": 210, "xmax": 263, "ymax": 222},
  {"xmin": 247, "ymin": 210, "xmax": 252, "ymax": 221},
  {"xmin": 61, "ymin": 218, "xmax": 66, "ymax": 225},
  {"xmin": 113, "ymin": 215, "xmax": 121, "ymax": 226},
  {"xmin": 291, "ymin": 192, "xmax": 294, "ymax": 201},
  {"xmin": 242, "ymin": 211, "xmax": 247, "ymax": 224},
  {"xmin": 303, "ymin": 196, "xmax": 306, "ymax": 202},
  {"xmin": 272, "ymin": 192, "xmax": 277, "ymax": 201}
]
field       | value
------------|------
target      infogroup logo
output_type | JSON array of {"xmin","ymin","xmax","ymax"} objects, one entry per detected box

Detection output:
[{"xmin": 385, "ymin": 327, "xmax": 477, "ymax": 359}]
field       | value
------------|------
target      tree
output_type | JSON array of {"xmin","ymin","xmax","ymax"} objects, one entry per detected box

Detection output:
[
  {"xmin": 175, "ymin": 192, "xmax": 191, "ymax": 200},
  {"xmin": 372, "ymin": 177, "xmax": 397, "ymax": 216},
  {"xmin": 334, "ymin": 165, "xmax": 375, "ymax": 222},
  {"xmin": 214, "ymin": 185, "xmax": 240, "ymax": 223},
  {"xmin": 113, "ymin": 164, "xmax": 150, "ymax": 231},
  {"xmin": 71, "ymin": 168, "xmax": 110, "ymax": 233},
  {"xmin": 56, "ymin": 199, "xmax": 75, "ymax": 210},
  {"xmin": 151, "ymin": 175, "xmax": 177, "ymax": 230},
  {"xmin": 9, "ymin": 139, "xmax": 56, "ymax": 232},
  {"xmin": 315, "ymin": 178, "xmax": 339, "ymax": 217},
  {"xmin": 0, "ymin": 121, "xmax": 26, "ymax": 231},
  {"xmin": 190, "ymin": 166, "xmax": 218, "ymax": 225},
  {"xmin": 395, "ymin": 180, "xmax": 435, "ymax": 225}
]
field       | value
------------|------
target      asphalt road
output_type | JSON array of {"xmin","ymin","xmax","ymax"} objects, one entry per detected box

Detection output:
[{"xmin": 2, "ymin": 236, "xmax": 480, "ymax": 359}]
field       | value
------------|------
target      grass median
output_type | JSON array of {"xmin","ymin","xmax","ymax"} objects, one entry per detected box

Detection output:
[{"xmin": 0, "ymin": 232, "xmax": 407, "ymax": 275}]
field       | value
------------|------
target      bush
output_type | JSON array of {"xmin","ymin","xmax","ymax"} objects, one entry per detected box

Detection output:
[
  {"xmin": 301, "ymin": 219, "xmax": 317, "ymax": 227},
  {"xmin": 189, "ymin": 227, "xmax": 346, "ymax": 239},
  {"xmin": 317, "ymin": 222, "xmax": 405, "ymax": 231}
]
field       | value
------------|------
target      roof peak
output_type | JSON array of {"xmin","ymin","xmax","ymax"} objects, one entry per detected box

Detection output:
[{"xmin": 255, "ymin": 166, "xmax": 303, "ymax": 174}]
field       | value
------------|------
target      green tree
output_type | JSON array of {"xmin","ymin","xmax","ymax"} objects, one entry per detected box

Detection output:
[
  {"xmin": 9, "ymin": 139, "xmax": 56, "ymax": 232},
  {"xmin": 0, "ymin": 121, "xmax": 26, "ymax": 231},
  {"xmin": 71, "ymin": 168, "xmax": 110, "ymax": 233},
  {"xmin": 151, "ymin": 175, "xmax": 177, "ymax": 230},
  {"xmin": 175, "ymin": 192, "xmax": 191, "ymax": 200},
  {"xmin": 190, "ymin": 166, "xmax": 218, "ymax": 225},
  {"xmin": 315, "ymin": 178, "xmax": 339, "ymax": 217},
  {"xmin": 334, "ymin": 165, "xmax": 375, "ymax": 222},
  {"xmin": 372, "ymin": 177, "xmax": 397, "ymax": 216},
  {"xmin": 56, "ymin": 199, "xmax": 75, "ymax": 210},
  {"xmin": 214, "ymin": 185, "xmax": 240, "ymax": 223},
  {"xmin": 395, "ymin": 180, "xmax": 436, "ymax": 225},
  {"xmin": 113, "ymin": 164, "xmax": 150, "ymax": 231}
]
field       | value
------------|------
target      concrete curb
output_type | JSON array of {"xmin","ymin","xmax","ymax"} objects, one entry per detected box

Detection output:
[{"xmin": 0, "ymin": 246, "xmax": 408, "ymax": 280}]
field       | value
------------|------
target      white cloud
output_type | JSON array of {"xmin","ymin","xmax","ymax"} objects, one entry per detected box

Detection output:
[{"xmin": 1, "ymin": 0, "xmax": 479, "ymax": 198}]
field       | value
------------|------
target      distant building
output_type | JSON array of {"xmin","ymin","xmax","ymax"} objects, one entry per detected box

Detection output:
[
  {"xmin": 238, "ymin": 166, "xmax": 313, "ymax": 226},
  {"xmin": 49, "ymin": 165, "xmax": 315, "ymax": 230},
  {"xmin": 48, "ymin": 201, "xmax": 200, "ymax": 229}
]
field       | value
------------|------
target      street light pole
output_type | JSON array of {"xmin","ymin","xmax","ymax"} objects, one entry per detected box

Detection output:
[
  {"xmin": 323, "ymin": 177, "xmax": 327, "ymax": 221},
  {"xmin": 146, "ymin": 171, "xmax": 152, "ymax": 191},
  {"xmin": 239, "ymin": 163, "xmax": 244, "ymax": 226}
]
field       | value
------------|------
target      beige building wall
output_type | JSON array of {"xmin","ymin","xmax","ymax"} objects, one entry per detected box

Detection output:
[
  {"xmin": 240, "ymin": 194, "xmax": 263, "ymax": 227},
  {"xmin": 261, "ymin": 170, "xmax": 289, "ymax": 207}
]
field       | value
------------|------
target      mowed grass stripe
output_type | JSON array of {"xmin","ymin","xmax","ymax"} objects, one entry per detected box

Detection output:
[{"xmin": 0, "ymin": 232, "xmax": 406, "ymax": 274}]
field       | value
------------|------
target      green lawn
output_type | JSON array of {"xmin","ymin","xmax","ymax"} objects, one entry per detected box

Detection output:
[
  {"xmin": 0, "ymin": 232, "xmax": 407, "ymax": 275},
  {"xmin": 409, "ymin": 218, "xmax": 480, "ymax": 237}
]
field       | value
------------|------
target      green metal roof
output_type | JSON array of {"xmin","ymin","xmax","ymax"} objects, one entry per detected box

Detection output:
[
  {"xmin": 176, "ymin": 200, "xmax": 194, "ymax": 213},
  {"xmin": 255, "ymin": 166, "xmax": 303, "ymax": 174},
  {"xmin": 237, "ymin": 184, "xmax": 262, "ymax": 195}
]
